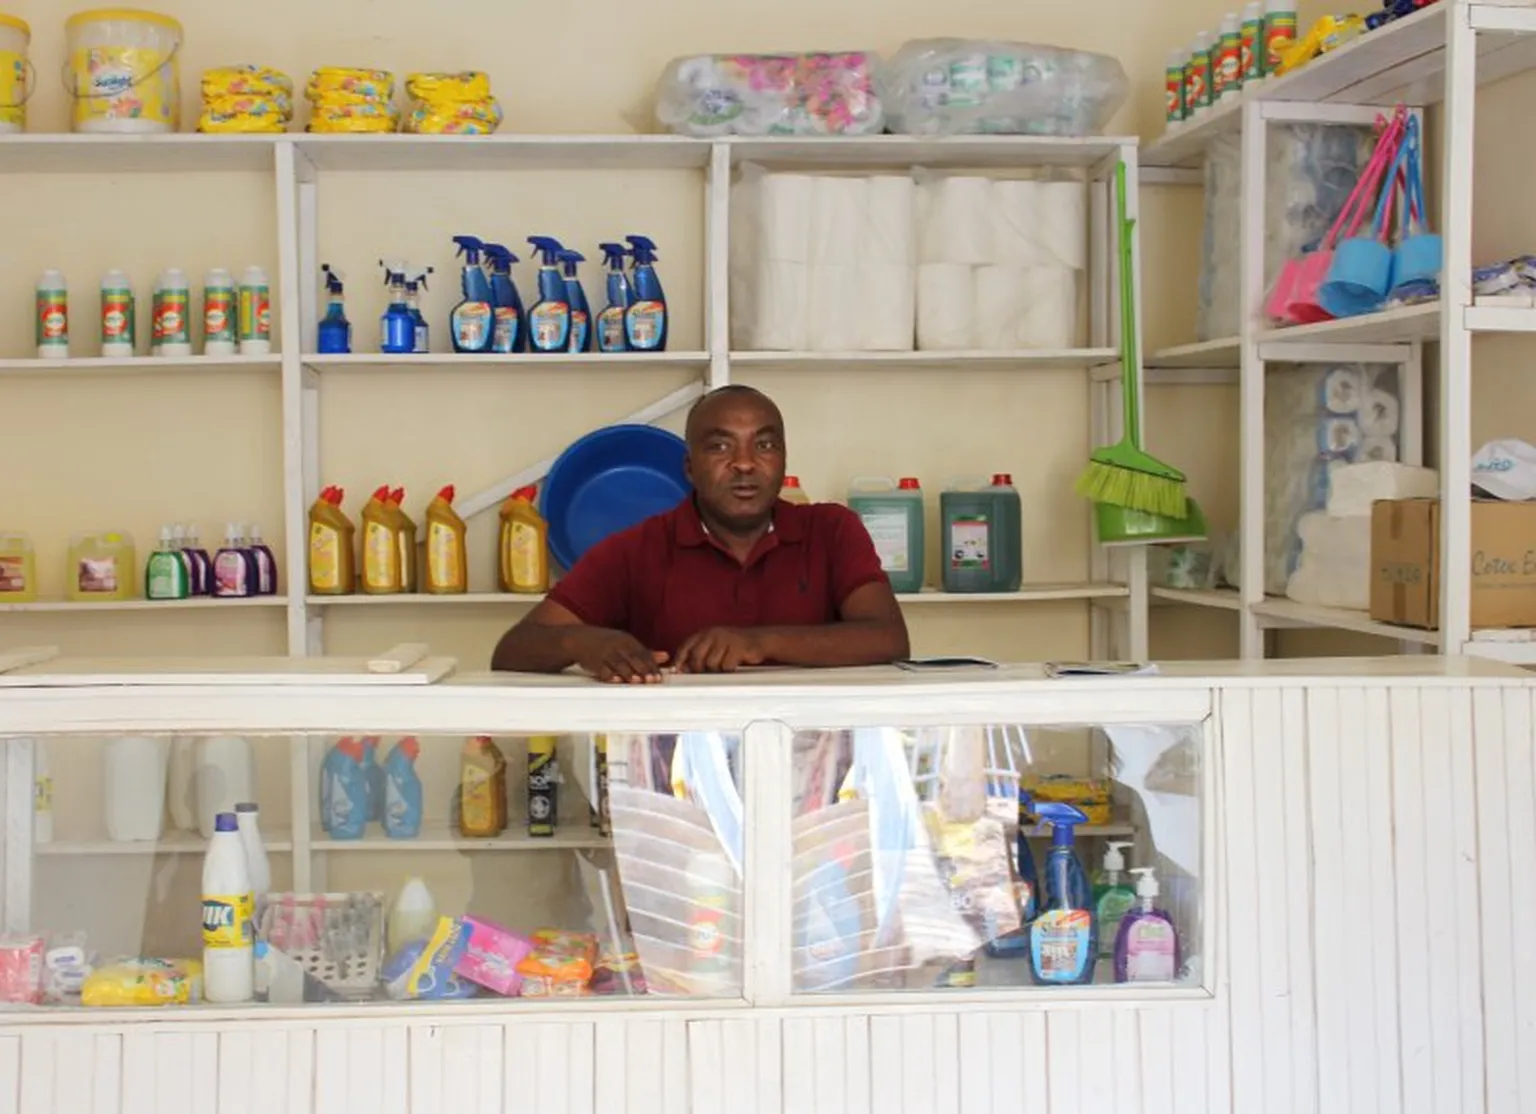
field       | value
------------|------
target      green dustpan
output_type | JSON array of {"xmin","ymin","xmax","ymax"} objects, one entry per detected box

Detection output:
[{"xmin": 1095, "ymin": 497, "xmax": 1209, "ymax": 547}]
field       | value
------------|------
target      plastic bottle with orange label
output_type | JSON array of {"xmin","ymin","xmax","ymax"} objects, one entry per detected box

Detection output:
[
  {"xmin": 424, "ymin": 486, "xmax": 467, "ymax": 593},
  {"xmin": 361, "ymin": 485, "xmax": 402, "ymax": 594},
  {"xmin": 498, "ymin": 486, "xmax": 549, "ymax": 594},
  {"xmin": 308, "ymin": 486, "xmax": 356, "ymax": 595}
]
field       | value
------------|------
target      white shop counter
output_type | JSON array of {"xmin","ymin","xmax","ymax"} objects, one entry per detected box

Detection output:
[{"xmin": 0, "ymin": 651, "xmax": 1529, "ymax": 1114}]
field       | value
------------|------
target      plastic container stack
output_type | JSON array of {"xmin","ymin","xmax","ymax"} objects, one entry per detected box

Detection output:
[
  {"xmin": 306, "ymin": 67, "xmax": 398, "ymax": 133},
  {"xmin": 198, "ymin": 65, "xmax": 294, "ymax": 133},
  {"xmin": 655, "ymin": 51, "xmax": 883, "ymax": 137},
  {"xmin": 404, "ymin": 71, "xmax": 503, "ymax": 135}
]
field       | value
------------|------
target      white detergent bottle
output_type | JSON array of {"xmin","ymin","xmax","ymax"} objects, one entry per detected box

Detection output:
[
  {"xmin": 387, "ymin": 877, "xmax": 439, "ymax": 954},
  {"xmin": 202, "ymin": 811, "xmax": 254, "ymax": 1003},
  {"xmin": 104, "ymin": 735, "xmax": 169, "ymax": 842},
  {"xmin": 234, "ymin": 802, "xmax": 271, "ymax": 923},
  {"xmin": 195, "ymin": 735, "xmax": 255, "ymax": 839}
]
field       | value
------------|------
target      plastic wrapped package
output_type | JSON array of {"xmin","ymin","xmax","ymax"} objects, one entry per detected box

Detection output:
[
  {"xmin": 1264, "ymin": 363, "xmax": 1400, "ymax": 597},
  {"xmin": 881, "ymin": 39, "xmax": 1127, "ymax": 137},
  {"xmin": 655, "ymin": 52, "xmax": 882, "ymax": 137},
  {"xmin": 403, "ymin": 71, "xmax": 503, "ymax": 136},
  {"xmin": 81, "ymin": 958, "xmax": 202, "ymax": 1007}
]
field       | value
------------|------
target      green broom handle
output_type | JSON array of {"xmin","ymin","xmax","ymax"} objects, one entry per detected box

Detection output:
[{"xmin": 1115, "ymin": 160, "xmax": 1141, "ymax": 446}]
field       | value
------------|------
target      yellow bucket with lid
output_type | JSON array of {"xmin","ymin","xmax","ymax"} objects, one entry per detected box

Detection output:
[
  {"xmin": 0, "ymin": 14, "xmax": 30, "ymax": 134},
  {"xmin": 65, "ymin": 8, "xmax": 182, "ymax": 134}
]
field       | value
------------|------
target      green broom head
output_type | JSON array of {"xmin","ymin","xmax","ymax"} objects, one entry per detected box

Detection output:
[{"xmin": 1075, "ymin": 444, "xmax": 1188, "ymax": 518}]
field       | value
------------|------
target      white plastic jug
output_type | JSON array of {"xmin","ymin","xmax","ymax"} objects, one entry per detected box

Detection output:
[
  {"xmin": 104, "ymin": 735, "xmax": 170, "ymax": 842},
  {"xmin": 195, "ymin": 736, "xmax": 255, "ymax": 839}
]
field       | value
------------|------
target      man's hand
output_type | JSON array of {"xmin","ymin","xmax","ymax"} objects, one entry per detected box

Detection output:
[
  {"xmin": 574, "ymin": 629, "xmax": 669, "ymax": 683},
  {"xmin": 673, "ymin": 627, "xmax": 767, "ymax": 674}
]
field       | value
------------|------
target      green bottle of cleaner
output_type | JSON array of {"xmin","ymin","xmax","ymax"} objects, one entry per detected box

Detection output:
[
  {"xmin": 449, "ymin": 237, "xmax": 493, "ymax": 354},
  {"xmin": 482, "ymin": 243, "xmax": 525, "ymax": 354},
  {"xmin": 526, "ymin": 236, "xmax": 571, "ymax": 353},
  {"xmin": 624, "ymin": 234, "xmax": 667, "ymax": 351},
  {"xmin": 940, "ymin": 474, "xmax": 1022, "ymax": 593},
  {"xmin": 378, "ymin": 262, "xmax": 413, "ymax": 355},
  {"xmin": 317, "ymin": 264, "xmax": 351, "ymax": 354},
  {"xmin": 405, "ymin": 266, "xmax": 433, "ymax": 354},
  {"xmin": 596, "ymin": 242, "xmax": 632, "ymax": 353},
  {"xmin": 847, "ymin": 477, "xmax": 925, "ymax": 595},
  {"xmin": 557, "ymin": 249, "xmax": 592, "ymax": 353}
]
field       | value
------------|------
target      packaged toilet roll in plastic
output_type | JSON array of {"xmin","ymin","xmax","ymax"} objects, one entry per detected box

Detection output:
[{"xmin": 655, "ymin": 51, "xmax": 883, "ymax": 136}]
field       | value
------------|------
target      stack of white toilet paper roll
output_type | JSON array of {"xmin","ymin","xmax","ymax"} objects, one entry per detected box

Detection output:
[
  {"xmin": 918, "ymin": 176, "xmax": 1086, "ymax": 352},
  {"xmin": 735, "ymin": 171, "xmax": 917, "ymax": 351}
]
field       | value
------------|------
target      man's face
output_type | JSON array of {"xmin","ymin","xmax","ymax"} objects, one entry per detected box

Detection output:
[{"xmin": 684, "ymin": 395, "xmax": 787, "ymax": 531}]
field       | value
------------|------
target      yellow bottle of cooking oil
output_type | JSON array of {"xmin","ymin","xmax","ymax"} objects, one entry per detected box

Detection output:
[
  {"xmin": 425, "ymin": 485, "xmax": 467, "ymax": 594},
  {"xmin": 360, "ymin": 485, "xmax": 402, "ymax": 594},
  {"xmin": 67, "ymin": 531, "xmax": 135, "ymax": 601},
  {"xmin": 0, "ymin": 532, "xmax": 37, "ymax": 602},
  {"xmin": 307, "ymin": 486, "xmax": 356, "ymax": 595},
  {"xmin": 390, "ymin": 488, "xmax": 418, "ymax": 593},
  {"xmin": 498, "ymin": 486, "xmax": 549, "ymax": 594}
]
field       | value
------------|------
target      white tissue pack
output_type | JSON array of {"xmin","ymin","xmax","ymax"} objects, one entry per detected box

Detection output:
[{"xmin": 1326, "ymin": 462, "xmax": 1438, "ymax": 518}]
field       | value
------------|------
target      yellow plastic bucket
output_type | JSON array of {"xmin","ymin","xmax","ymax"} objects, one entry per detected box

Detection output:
[
  {"xmin": 0, "ymin": 14, "xmax": 30, "ymax": 134},
  {"xmin": 65, "ymin": 8, "xmax": 182, "ymax": 134}
]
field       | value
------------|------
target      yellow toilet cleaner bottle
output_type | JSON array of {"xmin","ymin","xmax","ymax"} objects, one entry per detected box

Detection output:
[
  {"xmin": 425, "ymin": 485, "xmax": 467, "ymax": 594},
  {"xmin": 361, "ymin": 485, "xmax": 402, "ymax": 594},
  {"xmin": 308, "ymin": 486, "xmax": 356, "ymax": 595},
  {"xmin": 390, "ymin": 488, "xmax": 418, "ymax": 592},
  {"xmin": 498, "ymin": 485, "xmax": 549, "ymax": 594}
]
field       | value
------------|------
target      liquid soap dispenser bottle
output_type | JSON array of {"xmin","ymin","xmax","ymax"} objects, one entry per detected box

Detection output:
[
  {"xmin": 526, "ymin": 236, "xmax": 570, "ymax": 353},
  {"xmin": 450, "ymin": 235, "xmax": 494, "ymax": 353},
  {"xmin": 1114, "ymin": 867, "xmax": 1180, "ymax": 983},
  {"xmin": 1093, "ymin": 840, "xmax": 1136, "ymax": 958},
  {"xmin": 483, "ymin": 243, "xmax": 525, "ymax": 354},
  {"xmin": 595, "ymin": 242, "xmax": 632, "ymax": 353},
  {"xmin": 317, "ymin": 264, "xmax": 352, "ymax": 354},
  {"xmin": 624, "ymin": 234, "xmax": 667, "ymax": 351},
  {"xmin": 1027, "ymin": 802, "xmax": 1097, "ymax": 986},
  {"xmin": 558, "ymin": 249, "xmax": 592, "ymax": 353}
]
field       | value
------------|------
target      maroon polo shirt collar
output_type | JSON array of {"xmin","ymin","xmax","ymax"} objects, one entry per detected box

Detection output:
[{"xmin": 673, "ymin": 495, "xmax": 807, "ymax": 565}]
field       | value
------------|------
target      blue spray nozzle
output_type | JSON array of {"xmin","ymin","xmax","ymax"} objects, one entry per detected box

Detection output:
[
  {"xmin": 453, "ymin": 236, "xmax": 486, "ymax": 264},
  {"xmin": 321, "ymin": 263, "xmax": 345, "ymax": 294},
  {"xmin": 557, "ymin": 249, "xmax": 586, "ymax": 277},
  {"xmin": 527, "ymin": 236, "xmax": 566, "ymax": 266},
  {"xmin": 625, "ymin": 235, "xmax": 659, "ymax": 264},
  {"xmin": 1032, "ymin": 801, "xmax": 1089, "ymax": 846},
  {"xmin": 379, "ymin": 260, "xmax": 408, "ymax": 289},
  {"xmin": 483, "ymin": 243, "xmax": 520, "ymax": 271},
  {"xmin": 599, "ymin": 242, "xmax": 629, "ymax": 270}
]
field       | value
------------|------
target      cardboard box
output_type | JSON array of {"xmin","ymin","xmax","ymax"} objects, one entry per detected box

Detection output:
[{"xmin": 1370, "ymin": 498, "xmax": 1536, "ymax": 629}]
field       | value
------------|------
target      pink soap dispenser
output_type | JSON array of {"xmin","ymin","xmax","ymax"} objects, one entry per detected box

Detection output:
[
  {"xmin": 247, "ymin": 523, "xmax": 278, "ymax": 595},
  {"xmin": 213, "ymin": 523, "xmax": 254, "ymax": 598},
  {"xmin": 1113, "ymin": 867, "xmax": 1181, "ymax": 983},
  {"xmin": 181, "ymin": 524, "xmax": 212, "ymax": 595}
]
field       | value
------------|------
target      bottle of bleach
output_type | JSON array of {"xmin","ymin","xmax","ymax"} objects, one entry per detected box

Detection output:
[{"xmin": 202, "ymin": 811, "xmax": 255, "ymax": 1003}]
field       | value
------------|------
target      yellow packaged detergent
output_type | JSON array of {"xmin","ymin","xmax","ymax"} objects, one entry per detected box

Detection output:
[
  {"xmin": 67, "ymin": 531, "xmax": 135, "ymax": 601},
  {"xmin": 0, "ymin": 14, "xmax": 30, "ymax": 134},
  {"xmin": 198, "ymin": 65, "xmax": 293, "ymax": 133},
  {"xmin": 65, "ymin": 9, "xmax": 182, "ymax": 134},
  {"xmin": 0, "ymin": 532, "xmax": 36, "ymax": 602},
  {"xmin": 82, "ymin": 958, "xmax": 202, "ymax": 1007},
  {"xmin": 404, "ymin": 71, "xmax": 503, "ymax": 135}
]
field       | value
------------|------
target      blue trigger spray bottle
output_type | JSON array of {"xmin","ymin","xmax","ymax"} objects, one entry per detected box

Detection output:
[
  {"xmin": 404, "ymin": 266, "xmax": 433, "ymax": 354},
  {"xmin": 317, "ymin": 264, "xmax": 351, "ymax": 354},
  {"xmin": 596, "ymin": 242, "xmax": 632, "ymax": 352},
  {"xmin": 557, "ymin": 249, "xmax": 592, "ymax": 353},
  {"xmin": 526, "ymin": 236, "xmax": 571, "ymax": 353},
  {"xmin": 624, "ymin": 234, "xmax": 667, "ymax": 351},
  {"xmin": 449, "ymin": 236, "xmax": 494, "ymax": 353},
  {"xmin": 378, "ymin": 262, "xmax": 413, "ymax": 355},
  {"xmin": 1027, "ymin": 802, "xmax": 1097, "ymax": 985},
  {"xmin": 482, "ymin": 243, "xmax": 525, "ymax": 354}
]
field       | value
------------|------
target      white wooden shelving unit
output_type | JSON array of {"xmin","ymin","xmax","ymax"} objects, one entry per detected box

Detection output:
[
  {"xmin": 1, "ymin": 130, "xmax": 1154, "ymax": 662},
  {"xmin": 1143, "ymin": 1, "xmax": 1536, "ymax": 661}
]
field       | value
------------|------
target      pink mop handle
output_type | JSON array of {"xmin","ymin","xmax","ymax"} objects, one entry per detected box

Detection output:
[{"xmin": 1320, "ymin": 108, "xmax": 1407, "ymax": 249}]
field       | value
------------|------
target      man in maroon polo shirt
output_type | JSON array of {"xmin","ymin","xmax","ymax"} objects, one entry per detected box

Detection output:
[{"xmin": 491, "ymin": 385, "xmax": 910, "ymax": 681}]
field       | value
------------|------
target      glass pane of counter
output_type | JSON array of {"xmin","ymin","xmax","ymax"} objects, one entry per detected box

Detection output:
[
  {"xmin": 9, "ymin": 729, "xmax": 744, "ymax": 1010},
  {"xmin": 788, "ymin": 722, "xmax": 1204, "ymax": 995}
]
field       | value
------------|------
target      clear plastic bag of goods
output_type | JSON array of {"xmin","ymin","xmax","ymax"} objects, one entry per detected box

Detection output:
[
  {"xmin": 654, "ymin": 52, "xmax": 883, "ymax": 137},
  {"xmin": 880, "ymin": 39, "xmax": 1127, "ymax": 137}
]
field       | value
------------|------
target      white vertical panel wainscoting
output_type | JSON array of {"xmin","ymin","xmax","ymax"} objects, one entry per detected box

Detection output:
[{"xmin": 2, "ymin": 675, "xmax": 1533, "ymax": 1114}]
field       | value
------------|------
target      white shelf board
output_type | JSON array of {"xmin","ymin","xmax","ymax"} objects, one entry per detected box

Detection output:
[
  {"xmin": 1145, "ymin": 4, "xmax": 1536, "ymax": 167},
  {"xmin": 0, "ymin": 133, "xmax": 279, "ymax": 174},
  {"xmin": 308, "ymin": 593, "xmax": 544, "ymax": 606},
  {"xmin": 731, "ymin": 349, "xmax": 1118, "ymax": 370},
  {"xmin": 311, "ymin": 825, "xmax": 610, "ymax": 852},
  {"xmin": 897, "ymin": 583, "xmax": 1130, "ymax": 603},
  {"xmin": 294, "ymin": 134, "xmax": 710, "ymax": 173},
  {"xmin": 0, "ymin": 596, "xmax": 289, "ymax": 615},
  {"xmin": 1149, "ymin": 586, "xmax": 1244, "ymax": 611},
  {"xmin": 1146, "ymin": 337, "xmax": 1239, "ymax": 370},
  {"xmin": 1252, "ymin": 596, "xmax": 1442, "ymax": 645},
  {"xmin": 1257, "ymin": 301, "xmax": 1441, "ymax": 347},
  {"xmin": 0, "ymin": 354, "xmax": 280, "ymax": 377},
  {"xmin": 1463, "ymin": 634, "xmax": 1536, "ymax": 665},
  {"xmin": 1466, "ymin": 303, "xmax": 1536, "ymax": 332},
  {"xmin": 724, "ymin": 134, "xmax": 1135, "ymax": 169},
  {"xmin": 38, "ymin": 832, "xmax": 295, "ymax": 856},
  {"xmin": 303, "ymin": 351, "xmax": 709, "ymax": 371}
]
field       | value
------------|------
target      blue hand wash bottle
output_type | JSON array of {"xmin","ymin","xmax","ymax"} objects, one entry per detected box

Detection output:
[
  {"xmin": 449, "ymin": 237, "xmax": 493, "ymax": 353},
  {"xmin": 526, "ymin": 236, "xmax": 571, "ymax": 353},
  {"xmin": 482, "ymin": 243, "xmax": 525, "ymax": 354},
  {"xmin": 558, "ymin": 249, "xmax": 592, "ymax": 353},
  {"xmin": 595, "ymin": 242, "xmax": 631, "ymax": 353},
  {"xmin": 1028, "ymin": 802, "xmax": 1097, "ymax": 985},
  {"xmin": 624, "ymin": 234, "xmax": 667, "ymax": 351}
]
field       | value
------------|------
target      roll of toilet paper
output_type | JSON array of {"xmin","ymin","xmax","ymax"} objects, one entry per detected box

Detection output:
[
  {"xmin": 758, "ymin": 173, "xmax": 815, "ymax": 262},
  {"xmin": 749, "ymin": 260, "xmax": 809, "ymax": 350},
  {"xmin": 1318, "ymin": 366, "xmax": 1363, "ymax": 415},
  {"xmin": 809, "ymin": 176, "xmax": 868, "ymax": 264},
  {"xmin": 1035, "ymin": 182, "xmax": 1087, "ymax": 271},
  {"xmin": 921, "ymin": 177, "xmax": 993, "ymax": 265},
  {"xmin": 917, "ymin": 263, "xmax": 974, "ymax": 350},
  {"xmin": 1357, "ymin": 388, "xmax": 1400, "ymax": 437},
  {"xmin": 972, "ymin": 265, "xmax": 1077, "ymax": 350},
  {"xmin": 1317, "ymin": 416, "xmax": 1363, "ymax": 457},
  {"xmin": 858, "ymin": 263, "xmax": 916, "ymax": 351},
  {"xmin": 990, "ymin": 180, "xmax": 1049, "ymax": 267},
  {"xmin": 807, "ymin": 263, "xmax": 862, "ymax": 351},
  {"xmin": 1357, "ymin": 436, "xmax": 1398, "ymax": 463},
  {"xmin": 865, "ymin": 176, "xmax": 917, "ymax": 264},
  {"xmin": 972, "ymin": 265, "xmax": 1030, "ymax": 350},
  {"xmin": 1326, "ymin": 461, "xmax": 1436, "ymax": 517}
]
